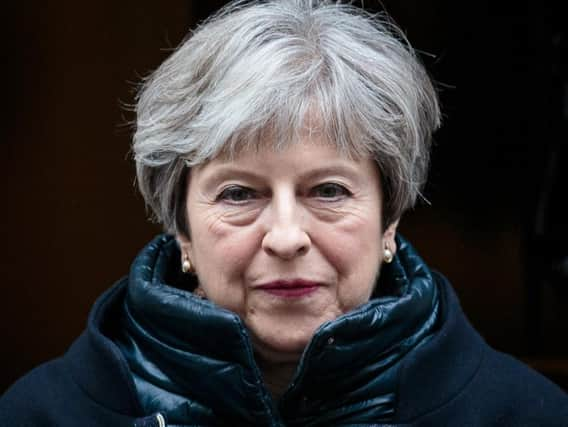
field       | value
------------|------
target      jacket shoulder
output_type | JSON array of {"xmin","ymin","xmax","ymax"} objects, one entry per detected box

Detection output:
[
  {"xmin": 0, "ymin": 357, "xmax": 70, "ymax": 425},
  {"xmin": 475, "ymin": 348, "xmax": 568, "ymax": 425},
  {"xmin": 1, "ymin": 280, "xmax": 142, "ymax": 426},
  {"xmin": 397, "ymin": 273, "xmax": 568, "ymax": 426}
]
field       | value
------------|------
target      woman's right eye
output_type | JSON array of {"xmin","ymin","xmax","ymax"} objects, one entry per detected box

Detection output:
[{"xmin": 216, "ymin": 185, "xmax": 258, "ymax": 204}]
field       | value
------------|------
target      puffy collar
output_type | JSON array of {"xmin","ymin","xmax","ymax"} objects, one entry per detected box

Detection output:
[{"xmin": 113, "ymin": 234, "xmax": 440, "ymax": 426}]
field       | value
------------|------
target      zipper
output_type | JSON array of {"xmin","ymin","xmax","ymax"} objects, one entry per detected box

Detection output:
[
  {"xmin": 156, "ymin": 413, "xmax": 166, "ymax": 427},
  {"xmin": 133, "ymin": 413, "xmax": 166, "ymax": 427}
]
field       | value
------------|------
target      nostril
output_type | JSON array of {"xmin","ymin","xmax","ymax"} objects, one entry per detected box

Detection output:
[
  {"xmin": 262, "ymin": 237, "xmax": 310, "ymax": 259},
  {"xmin": 261, "ymin": 222, "xmax": 311, "ymax": 259}
]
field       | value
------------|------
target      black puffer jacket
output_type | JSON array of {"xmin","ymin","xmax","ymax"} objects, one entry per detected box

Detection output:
[{"xmin": 1, "ymin": 235, "xmax": 567, "ymax": 426}]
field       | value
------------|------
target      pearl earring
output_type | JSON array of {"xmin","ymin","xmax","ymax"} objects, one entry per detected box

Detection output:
[
  {"xmin": 383, "ymin": 248, "xmax": 393, "ymax": 264},
  {"xmin": 182, "ymin": 255, "xmax": 193, "ymax": 273}
]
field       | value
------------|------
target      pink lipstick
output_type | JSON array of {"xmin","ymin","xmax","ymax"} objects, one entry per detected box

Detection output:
[{"xmin": 256, "ymin": 279, "xmax": 320, "ymax": 298}]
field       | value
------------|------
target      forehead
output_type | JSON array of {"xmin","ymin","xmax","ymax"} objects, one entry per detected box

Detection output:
[{"xmin": 191, "ymin": 137, "xmax": 380, "ymax": 187}]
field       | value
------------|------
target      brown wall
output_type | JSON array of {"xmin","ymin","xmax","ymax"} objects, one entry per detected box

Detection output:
[
  {"xmin": 2, "ymin": 0, "xmax": 190, "ymax": 391},
  {"xmin": 2, "ymin": 1, "xmax": 567, "ymax": 393}
]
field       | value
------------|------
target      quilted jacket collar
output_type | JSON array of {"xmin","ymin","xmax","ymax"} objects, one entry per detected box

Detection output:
[{"xmin": 109, "ymin": 234, "xmax": 441, "ymax": 426}]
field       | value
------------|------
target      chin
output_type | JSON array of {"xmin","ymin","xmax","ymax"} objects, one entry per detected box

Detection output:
[{"xmin": 247, "ymin": 319, "xmax": 319, "ymax": 362}]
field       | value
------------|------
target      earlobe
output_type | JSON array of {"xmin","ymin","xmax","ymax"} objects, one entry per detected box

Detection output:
[
  {"xmin": 176, "ymin": 233, "xmax": 193, "ymax": 269},
  {"xmin": 383, "ymin": 219, "xmax": 399, "ymax": 255},
  {"xmin": 176, "ymin": 232, "xmax": 191, "ymax": 251}
]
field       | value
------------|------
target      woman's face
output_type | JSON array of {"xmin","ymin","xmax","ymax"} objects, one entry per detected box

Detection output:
[{"xmin": 178, "ymin": 136, "xmax": 397, "ymax": 362}]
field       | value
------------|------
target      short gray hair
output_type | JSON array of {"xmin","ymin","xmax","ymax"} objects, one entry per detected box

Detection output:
[{"xmin": 133, "ymin": 0, "xmax": 441, "ymax": 236}]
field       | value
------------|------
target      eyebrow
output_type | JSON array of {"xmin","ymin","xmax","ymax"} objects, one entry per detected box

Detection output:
[{"xmin": 299, "ymin": 165, "xmax": 363, "ymax": 182}]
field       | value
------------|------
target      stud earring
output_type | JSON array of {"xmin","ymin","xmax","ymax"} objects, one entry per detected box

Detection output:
[
  {"xmin": 182, "ymin": 254, "xmax": 193, "ymax": 273},
  {"xmin": 383, "ymin": 247, "xmax": 393, "ymax": 264}
]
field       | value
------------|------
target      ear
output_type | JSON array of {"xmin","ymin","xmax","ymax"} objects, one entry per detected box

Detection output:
[
  {"xmin": 176, "ymin": 233, "xmax": 193, "ymax": 263},
  {"xmin": 382, "ymin": 219, "xmax": 400, "ymax": 254}
]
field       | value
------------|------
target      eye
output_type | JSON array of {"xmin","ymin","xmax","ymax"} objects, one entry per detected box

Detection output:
[
  {"xmin": 216, "ymin": 185, "xmax": 258, "ymax": 204},
  {"xmin": 310, "ymin": 183, "xmax": 351, "ymax": 200}
]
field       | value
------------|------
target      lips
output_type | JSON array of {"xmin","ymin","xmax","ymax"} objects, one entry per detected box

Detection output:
[{"xmin": 256, "ymin": 279, "xmax": 321, "ymax": 298}]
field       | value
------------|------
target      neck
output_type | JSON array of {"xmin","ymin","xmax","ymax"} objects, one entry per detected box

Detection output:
[
  {"xmin": 257, "ymin": 357, "xmax": 298, "ymax": 399},
  {"xmin": 250, "ymin": 336, "xmax": 304, "ymax": 399}
]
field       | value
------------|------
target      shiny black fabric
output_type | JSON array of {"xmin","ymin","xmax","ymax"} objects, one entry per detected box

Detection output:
[{"xmin": 114, "ymin": 234, "xmax": 440, "ymax": 426}]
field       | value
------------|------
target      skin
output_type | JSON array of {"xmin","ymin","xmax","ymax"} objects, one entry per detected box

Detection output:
[{"xmin": 177, "ymin": 135, "xmax": 398, "ymax": 395}]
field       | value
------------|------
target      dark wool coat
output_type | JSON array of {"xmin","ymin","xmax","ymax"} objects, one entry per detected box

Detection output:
[{"xmin": 1, "ymin": 235, "xmax": 567, "ymax": 426}]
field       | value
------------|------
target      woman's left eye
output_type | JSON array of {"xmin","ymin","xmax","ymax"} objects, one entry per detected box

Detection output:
[
  {"xmin": 310, "ymin": 183, "xmax": 351, "ymax": 200},
  {"xmin": 216, "ymin": 185, "xmax": 258, "ymax": 203}
]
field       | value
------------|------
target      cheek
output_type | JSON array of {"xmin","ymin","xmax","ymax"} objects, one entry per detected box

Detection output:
[
  {"xmin": 316, "ymin": 215, "xmax": 381, "ymax": 274},
  {"xmin": 191, "ymin": 224, "xmax": 261, "ymax": 309},
  {"xmin": 194, "ymin": 229, "xmax": 257, "ymax": 276},
  {"xmin": 317, "ymin": 218, "xmax": 381, "ymax": 309}
]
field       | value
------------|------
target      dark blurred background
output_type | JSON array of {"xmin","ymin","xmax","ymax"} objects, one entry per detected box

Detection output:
[{"xmin": 2, "ymin": 0, "xmax": 567, "ymax": 393}]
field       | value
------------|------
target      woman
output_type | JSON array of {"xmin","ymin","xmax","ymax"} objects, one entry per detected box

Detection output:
[{"xmin": 1, "ymin": 0, "xmax": 567, "ymax": 425}]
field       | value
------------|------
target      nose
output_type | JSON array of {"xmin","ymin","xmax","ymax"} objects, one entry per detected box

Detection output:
[{"xmin": 261, "ymin": 192, "xmax": 311, "ymax": 260}]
